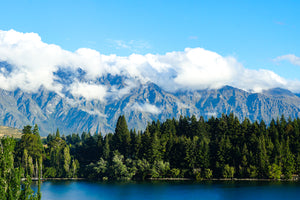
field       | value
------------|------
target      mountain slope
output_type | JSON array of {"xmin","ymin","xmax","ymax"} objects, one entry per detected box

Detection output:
[
  {"xmin": 0, "ymin": 125, "xmax": 22, "ymax": 138},
  {"xmin": 0, "ymin": 82, "xmax": 300, "ymax": 136}
]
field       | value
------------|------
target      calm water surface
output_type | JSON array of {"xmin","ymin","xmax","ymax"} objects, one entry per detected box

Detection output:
[{"xmin": 32, "ymin": 180, "xmax": 300, "ymax": 200}]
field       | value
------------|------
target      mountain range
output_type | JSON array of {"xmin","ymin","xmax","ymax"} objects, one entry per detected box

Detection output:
[{"xmin": 0, "ymin": 70, "xmax": 300, "ymax": 136}]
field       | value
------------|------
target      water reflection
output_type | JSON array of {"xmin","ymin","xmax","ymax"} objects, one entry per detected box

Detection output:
[{"xmin": 32, "ymin": 180, "xmax": 300, "ymax": 200}]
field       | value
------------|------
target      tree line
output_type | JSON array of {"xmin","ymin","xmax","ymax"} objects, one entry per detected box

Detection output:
[{"xmin": 3, "ymin": 113, "xmax": 300, "ymax": 187}]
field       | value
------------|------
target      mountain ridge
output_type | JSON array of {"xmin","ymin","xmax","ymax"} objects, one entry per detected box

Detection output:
[{"xmin": 0, "ymin": 78, "xmax": 299, "ymax": 136}]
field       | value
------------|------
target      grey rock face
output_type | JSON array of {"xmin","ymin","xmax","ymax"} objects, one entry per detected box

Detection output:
[{"xmin": 0, "ymin": 81, "xmax": 299, "ymax": 136}]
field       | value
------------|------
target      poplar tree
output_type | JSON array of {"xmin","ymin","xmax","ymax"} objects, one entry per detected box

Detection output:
[
  {"xmin": 0, "ymin": 137, "xmax": 40, "ymax": 200},
  {"xmin": 63, "ymin": 146, "xmax": 71, "ymax": 177}
]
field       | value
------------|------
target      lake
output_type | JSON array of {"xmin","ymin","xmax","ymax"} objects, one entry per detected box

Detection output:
[{"xmin": 32, "ymin": 180, "xmax": 300, "ymax": 200}]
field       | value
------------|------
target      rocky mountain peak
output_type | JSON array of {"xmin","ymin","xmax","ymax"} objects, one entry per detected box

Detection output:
[{"xmin": 0, "ymin": 79, "xmax": 299, "ymax": 135}]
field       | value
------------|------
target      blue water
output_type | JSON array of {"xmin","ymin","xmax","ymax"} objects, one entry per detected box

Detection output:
[{"xmin": 32, "ymin": 180, "xmax": 300, "ymax": 200}]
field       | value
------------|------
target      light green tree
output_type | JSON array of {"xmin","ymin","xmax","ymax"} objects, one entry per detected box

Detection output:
[
  {"xmin": 151, "ymin": 160, "xmax": 170, "ymax": 178},
  {"xmin": 135, "ymin": 159, "xmax": 151, "ymax": 180},
  {"xmin": 0, "ymin": 137, "xmax": 40, "ymax": 200},
  {"xmin": 203, "ymin": 168, "xmax": 213, "ymax": 179},
  {"xmin": 223, "ymin": 164, "xmax": 235, "ymax": 178},
  {"xmin": 71, "ymin": 159, "xmax": 79, "ymax": 178},
  {"xmin": 28, "ymin": 156, "xmax": 34, "ymax": 177},
  {"xmin": 63, "ymin": 146, "xmax": 71, "ymax": 177},
  {"xmin": 109, "ymin": 151, "xmax": 131, "ymax": 180},
  {"xmin": 268, "ymin": 163, "xmax": 282, "ymax": 180},
  {"xmin": 93, "ymin": 158, "xmax": 108, "ymax": 179}
]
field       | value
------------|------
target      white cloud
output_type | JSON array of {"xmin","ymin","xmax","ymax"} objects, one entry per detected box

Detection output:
[
  {"xmin": 108, "ymin": 79, "xmax": 139, "ymax": 99},
  {"xmin": 0, "ymin": 29, "xmax": 110, "ymax": 99},
  {"xmin": 80, "ymin": 108, "xmax": 107, "ymax": 117},
  {"xmin": 234, "ymin": 69, "xmax": 289, "ymax": 93},
  {"xmin": 70, "ymin": 82, "xmax": 107, "ymax": 101},
  {"xmin": 1, "ymin": 29, "xmax": 300, "ymax": 101},
  {"xmin": 274, "ymin": 54, "xmax": 300, "ymax": 66},
  {"xmin": 205, "ymin": 112, "xmax": 217, "ymax": 117},
  {"xmin": 171, "ymin": 48, "xmax": 240, "ymax": 90},
  {"xmin": 177, "ymin": 102, "xmax": 193, "ymax": 109},
  {"xmin": 109, "ymin": 39, "xmax": 151, "ymax": 53},
  {"xmin": 132, "ymin": 103, "xmax": 161, "ymax": 114}
]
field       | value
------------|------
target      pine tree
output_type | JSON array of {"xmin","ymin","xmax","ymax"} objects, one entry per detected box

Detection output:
[
  {"xmin": 33, "ymin": 124, "xmax": 40, "ymax": 137},
  {"xmin": 113, "ymin": 115, "xmax": 131, "ymax": 157},
  {"xmin": 16, "ymin": 126, "xmax": 44, "ymax": 174},
  {"xmin": 140, "ymin": 127, "xmax": 152, "ymax": 161},
  {"xmin": 22, "ymin": 125, "xmax": 32, "ymax": 134},
  {"xmin": 131, "ymin": 129, "xmax": 141, "ymax": 159},
  {"xmin": 257, "ymin": 135, "xmax": 269, "ymax": 178},
  {"xmin": 56, "ymin": 128, "xmax": 60, "ymax": 138},
  {"xmin": 102, "ymin": 135, "xmax": 110, "ymax": 160},
  {"xmin": 282, "ymin": 137, "xmax": 295, "ymax": 179},
  {"xmin": 150, "ymin": 131, "xmax": 161, "ymax": 163}
]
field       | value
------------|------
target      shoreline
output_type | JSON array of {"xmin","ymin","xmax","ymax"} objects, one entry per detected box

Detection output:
[
  {"xmin": 41, "ymin": 178, "xmax": 86, "ymax": 181},
  {"xmin": 30, "ymin": 177, "xmax": 299, "ymax": 182},
  {"xmin": 26, "ymin": 178, "xmax": 86, "ymax": 181},
  {"xmin": 149, "ymin": 177, "xmax": 299, "ymax": 181}
]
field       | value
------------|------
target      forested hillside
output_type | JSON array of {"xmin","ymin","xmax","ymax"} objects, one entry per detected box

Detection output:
[{"xmin": 10, "ymin": 114, "xmax": 300, "ymax": 181}]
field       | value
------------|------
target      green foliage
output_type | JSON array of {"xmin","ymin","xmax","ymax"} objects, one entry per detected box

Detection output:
[
  {"xmin": 282, "ymin": 137, "xmax": 295, "ymax": 179},
  {"xmin": 295, "ymin": 153, "xmax": 300, "ymax": 175},
  {"xmin": 63, "ymin": 146, "xmax": 71, "ymax": 177},
  {"xmin": 151, "ymin": 160, "xmax": 170, "ymax": 178},
  {"xmin": 102, "ymin": 135, "xmax": 110, "ymax": 160},
  {"xmin": 170, "ymin": 168, "xmax": 180, "ymax": 178},
  {"xmin": 0, "ymin": 137, "xmax": 40, "ymax": 200},
  {"xmin": 22, "ymin": 125, "xmax": 33, "ymax": 135},
  {"xmin": 223, "ymin": 164, "xmax": 235, "ymax": 178},
  {"xmin": 203, "ymin": 168, "xmax": 213, "ymax": 179},
  {"xmin": 46, "ymin": 136, "xmax": 69, "ymax": 177},
  {"xmin": 135, "ymin": 159, "xmax": 151, "ymax": 180},
  {"xmin": 17, "ymin": 131, "xmax": 43, "ymax": 161},
  {"xmin": 268, "ymin": 163, "xmax": 282, "ymax": 180},
  {"xmin": 33, "ymin": 124, "xmax": 40, "ymax": 137},
  {"xmin": 113, "ymin": 115, "xmax": 131, "ymax": 158},
  {"xmin": 193, "ymin": 168, "xmax": 202, "ymax": 180},
  {"xmin": 56, "ymin": 128, "xmax": 60, "ymax": 138},
  {"xmin": 71, "ymin": 159, "xmax": 79, "ymax": 178},
  {"xmin": 74, "ymin": 114, "xmax": 299, "ymax": 180},
  {"xmin": 94, "ymin": 158, "xmax": 108, "ymax": 175},
  {"xmin": 109, "ymin": 151, "xmax": 132, "ymax": 180},
  {"xmin": 12, "ymin": 113, "xmax": 300, "ymax": 181},
  {"xmin": 16, "ymin": 125, "xmax": 44, "ymax": 181},
  {"xmin": 247, "ymin": 165, "xmax": 258, "ymax": 178},
  {"xmin": 44, "ymin": 167, "xmax": 57, "ymax": 178}
]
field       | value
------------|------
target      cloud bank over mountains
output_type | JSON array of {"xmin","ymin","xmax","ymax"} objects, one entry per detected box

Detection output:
[{"xmin": 0, "ymin": 29, "xmax": 299, "ymax": 101}]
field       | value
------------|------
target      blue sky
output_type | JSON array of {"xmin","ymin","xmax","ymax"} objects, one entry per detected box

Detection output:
[{"xmin": 0, "ymin": 0, "xmax": 299, "ymax": 96}]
